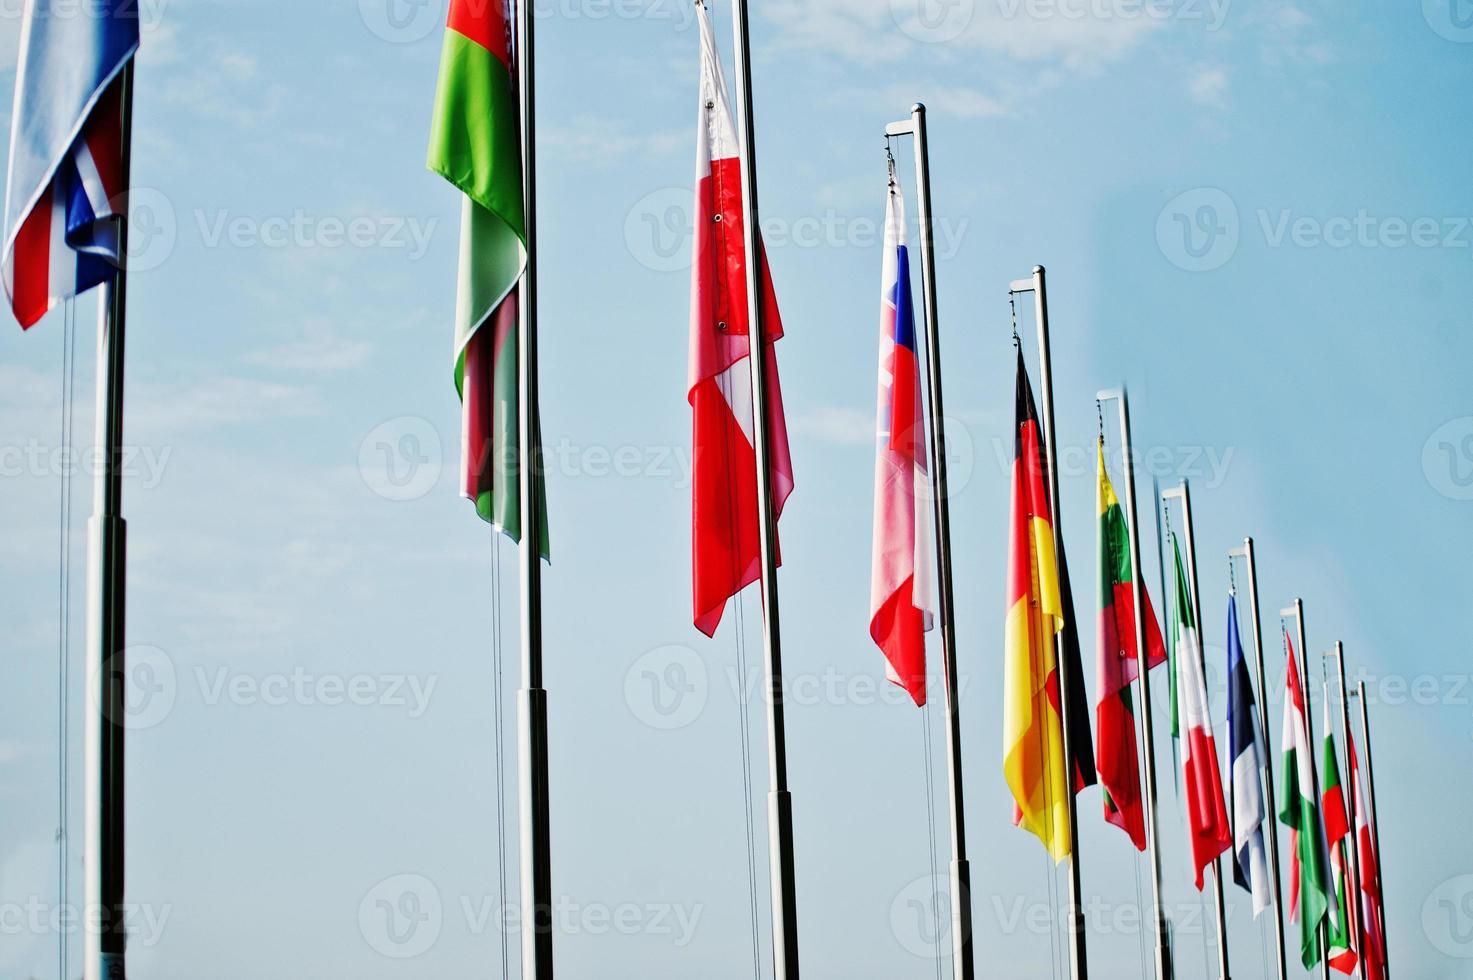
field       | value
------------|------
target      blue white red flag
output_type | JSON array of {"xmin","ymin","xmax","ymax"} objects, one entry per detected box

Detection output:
[
  {"xmin": 869, "ymin": 167, "xmax": 933, "ymax": 706},
  {"xmin": 3, "ymin": 0, "xmax": 139, "ymax": 328},
  {"xmin": 1228, "ymin": 591, "xmax": 1272, "ymax": 915}
]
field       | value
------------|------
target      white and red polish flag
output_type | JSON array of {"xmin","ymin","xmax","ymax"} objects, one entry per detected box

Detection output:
[
  {"xmin": 868, "ymin": 172, "xmax": 933, "ymax": 705},
  {"xmin": 1349, "ymin": 729, "xmax": 1386, "ymax": 980},
  {"xmin": 688, "ymin": 2, "xmax": 794, "ymax": 638}
]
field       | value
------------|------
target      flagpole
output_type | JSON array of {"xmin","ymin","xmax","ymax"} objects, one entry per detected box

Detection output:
[
  {"xmin": 514, "ymin": 0, "xmax": 554, "ymax": 972},
  {"xmin": 1355, "ymin": 682, "xmax": 1389, "ymax": 978},
  {"xmin": 1229, "ymin": 538, "xmax": 1289, "ymax": 980},
  {"xmin": 83, "ymin": 61, "xmax": 133, "ymax": 980},
  {"xmin": 729, "ymin": 1, "xmax": 800, "ymax": 975},
  {"xmin": 885, "ymin": 103, "xmax": 974, "ymax": 980},
  {"xmin": 1097, "ymin": 388, "xmax": 1169, "ymax": 980},
  {"xmin": 1327, "ymin": 644, "xmax": 1367, "ymax": 980},
  {"xmin": 1282, "ymin": 599, "xmax": 1330, "ymax": 980},
  {"xmin": 1011, "ymin": 266, "xmax": 1086, "ymax": 980},
  {"xmin": 1163, "ymin": 480, "xmax": 1231, "ymax": 980}
]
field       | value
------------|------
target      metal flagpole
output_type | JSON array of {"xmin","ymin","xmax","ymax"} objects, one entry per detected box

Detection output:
[
  {"xmin": 884, "ymin": 103, "xmax": 974, "ymax": 980},
  {"xmin": 729, "ymin": 2, "xmax": 800, "ymax": 975},
  {"xmin": 1228, "ymin": 538, "xmax": 1289, "ymax": 980},
  {"xmin": 514, "ymin": 0, "xmax": 553, "ymax": 972},
  {"xmin": 1281, "ymin": 599, "xmax": 1330, "ymax": 980},
  {"xmin": 1011, "ymin": 266, "xmax": 1087, "ymax": 980},
  {"xmin": 1097, "ymin": 388, "xmax": 1168, "ymax": 980},
  {"xmin": 1326, "ymin": 644, "xmax": 1367, "ymax": 980},
  {"xmin": 84, "ymin": 61, "xmax": 133, "ymax": 980},
  {"xmin": 1355, "ymin": 682, "xmax": 1389, "ymax": 978},
  {"xmin": 1163, "ymin": 481, "xmax": 1230, "ymax": 980}
]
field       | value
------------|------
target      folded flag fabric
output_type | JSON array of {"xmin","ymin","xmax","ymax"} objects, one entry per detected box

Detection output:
[
  {"xmin": 1227, "ymin": 592, "xmax": 1272, "ymax": 915},
  {"xmin": 1003, "ymin": 351, "xmax": 1094, "ymax": 863},
  {"xmin": 1350, "ymin": 729, "xmax": 1386, "ymax": 980},
  {"xmin": 1279, "ymin": 635, "xmax": 1332, "ymax": 968},
  {"xmin": 1168, "ymin": 535, "xmax": 1232, "ymax": 889},
  {"xmin": 688, "ymin": 1, "xmax": 794, "ymax": 637},
  {"xmin": 1094, "ymin": 442, "xmax": 1167, "ymax": 850},
  {"xmin": 429, "ymin": 0, "xmax": 547, "ymax": 549},
  {"xmin": 1322, "ymin": 700, "xmax": 1359, "ymax": 975},
  {"xmin": 3, "ymin": 0, "xmax": 139, "ymax": 328},
  {"xmin": 868, "ymin": 168, "xmax": 933, "ymax": 705}
]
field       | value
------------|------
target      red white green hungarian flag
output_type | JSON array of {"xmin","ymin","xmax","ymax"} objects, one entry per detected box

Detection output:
[
  {"xmin": 428, "ymin": 0, "xmax": 545, "ymax": 547},
  {"xmin": 1094, "ymin": 442, "xmax": 1167, "ymax": 850},
  {"xmin": 1279, "ymin": 635, "xmax": 1331, "ymax": 968},
  {"xmin": 1322, "ymin": 700, "xmax": 1359, "ymax": 974}
]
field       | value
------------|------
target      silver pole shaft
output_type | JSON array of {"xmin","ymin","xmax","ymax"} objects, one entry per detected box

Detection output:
[
  {"xmin": 1027, "ymin": 266, "xmax": 1086, "ymax": 980},
  {"xmin": 1356, "ymin": 682, "xmax": 1389, "ymax": 978},
  {"xmin": 1174, "ymin": 481, "xmax": 1230, "ymax": 980},
  {"xmin": 906, "ymin": 103, "xmax": 974, "ymax": 980},
  {"xmin": 515, "ymin": 0, "xmax": 553, "ymax": 972},
  {"xmin": 1100, "ymin": 389, "xmax": 1168, "ymax": 980},
  {"xmin": 730, "ymin": 2, "xmax": 799, "ymax": 975},
  {"xmin": 1239, "ymin": 538, "xmax": 1289, "ymax": 980},
  {"xmin": 1331, "ymin": 644, "xmax": 1366, "ymax": 980},
  {"xmin": 84, "ymin": 62, "xmax": 133, "ymax": 980}
]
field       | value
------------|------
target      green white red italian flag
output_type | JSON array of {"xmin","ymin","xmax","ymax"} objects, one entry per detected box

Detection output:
[
  {"xmin": 1278, "ymin": 634, "xmax": 1332, "ymax": 968},
  {"xmin": 428, "ymin": 0, "xmax": 545, "ymax": 548}
]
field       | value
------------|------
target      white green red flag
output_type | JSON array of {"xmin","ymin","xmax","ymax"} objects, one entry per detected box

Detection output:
[
  {"xmin": 1322, "ymin": 699, "xmax": 1359, "ymax": 974},
  {"xmin": 868, "ymin": 168, "xmax": 932, "ymax": 704},
  {"xmin": 429, "ymin": 0, "xmax": 546, "ymax": 548},
  {"xmin": 1350, "ymin": 728, "xmax": 1387, "ymax": 980},
  {"xmin": 1279, "ymin": 635, "xmax": 1332, "ymax": 968},
  {"xmin": 688, "ymin": 2, "xmax": 794, "ymax": 637},
  {"xmin": 1094, "ymin": 443, "xmax": 1167, "ymax": 850},
  {"xmin": 1168, "ymin": 535, "xmax": 1232, "ymax": 888}
]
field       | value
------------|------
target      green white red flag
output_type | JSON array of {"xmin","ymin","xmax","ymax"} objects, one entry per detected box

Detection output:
[
  {"xmin": 1322, "ymin": 699, "xmax": 1359, "ymax": 974},
  {"xmin": 1279, "ymin": 635, "xmax": 1332, "ymax": 968}
]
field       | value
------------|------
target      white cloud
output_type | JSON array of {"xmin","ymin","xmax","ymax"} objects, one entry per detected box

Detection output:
[
  {"xmin": 541, "ymin": 117, "xmax": 687, "ymax": 167},
  {"xmin": 1188, "ymin": 65, "xmax": 1229, "ymax": 107}
]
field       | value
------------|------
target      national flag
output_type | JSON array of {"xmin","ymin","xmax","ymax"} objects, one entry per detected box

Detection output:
[
  {"xmin": 1094, "ymin": 442, "xmax": 1167, "ymax": 850},
  {"xmin": 1322, "ymin": 701, "xmax": 1359, "ymax": 974},
  {"xmin": 1168, "ymin": 535, "xmax": 1232, "ymax": 888},
  {"xmin": 1350, "ymin": 729, "xmax": 1386, "ymax": 980},
  {"xmin": 429, "ymin": 0, "xmax": 547, "ymax": 547},
  {"xmin": 1280, "ymin": 636, "xmax": 1332, "ymax": 968},
  {"xmin": 3, "ymin": 0, "xmax": 139, "ymax": 328},
  {"xmin": 1003, "ymin": 351, "xmax": 1094, "ymax": 863},
  {"xmin": 868, "ymin": 169, "xmax": 932, "ymax": 705},
  {"xmin": 1227, "ymin": 592, "xmax": 1272, "ymax": 915},
  {"xmin": 688, "ymin": 2, "xmax": 794, "ymax": 637}
]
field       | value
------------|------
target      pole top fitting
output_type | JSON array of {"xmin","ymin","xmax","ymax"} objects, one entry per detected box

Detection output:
[
  {"xmin": 1033, "ymin": 264, "xmax": 1045, "ymax": 275},
  {"xmin": 912, "ymin": 102, "xmax": 926, "ymax": 115},
  {"xmin": 1096, "ymin": 386, "xmax": 1123, "ymax": 403}
]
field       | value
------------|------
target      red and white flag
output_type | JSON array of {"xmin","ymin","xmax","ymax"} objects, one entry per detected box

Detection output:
[
  {"xmin": 868, "ymin": 170, "xmax": 933, "ymax": 705},
  {"xmin": 688, "ymin": 3, "xmax": 794, "ymax": 637},
  {"xmin": 1350, "ymin": 729, "xmax": 1387, "ymax": 980}
]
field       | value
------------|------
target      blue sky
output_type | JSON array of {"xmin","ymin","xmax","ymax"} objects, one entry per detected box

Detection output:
[{"xmin": 0, "ymin": 0, "xmax": 1471, "ymax": 977}]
